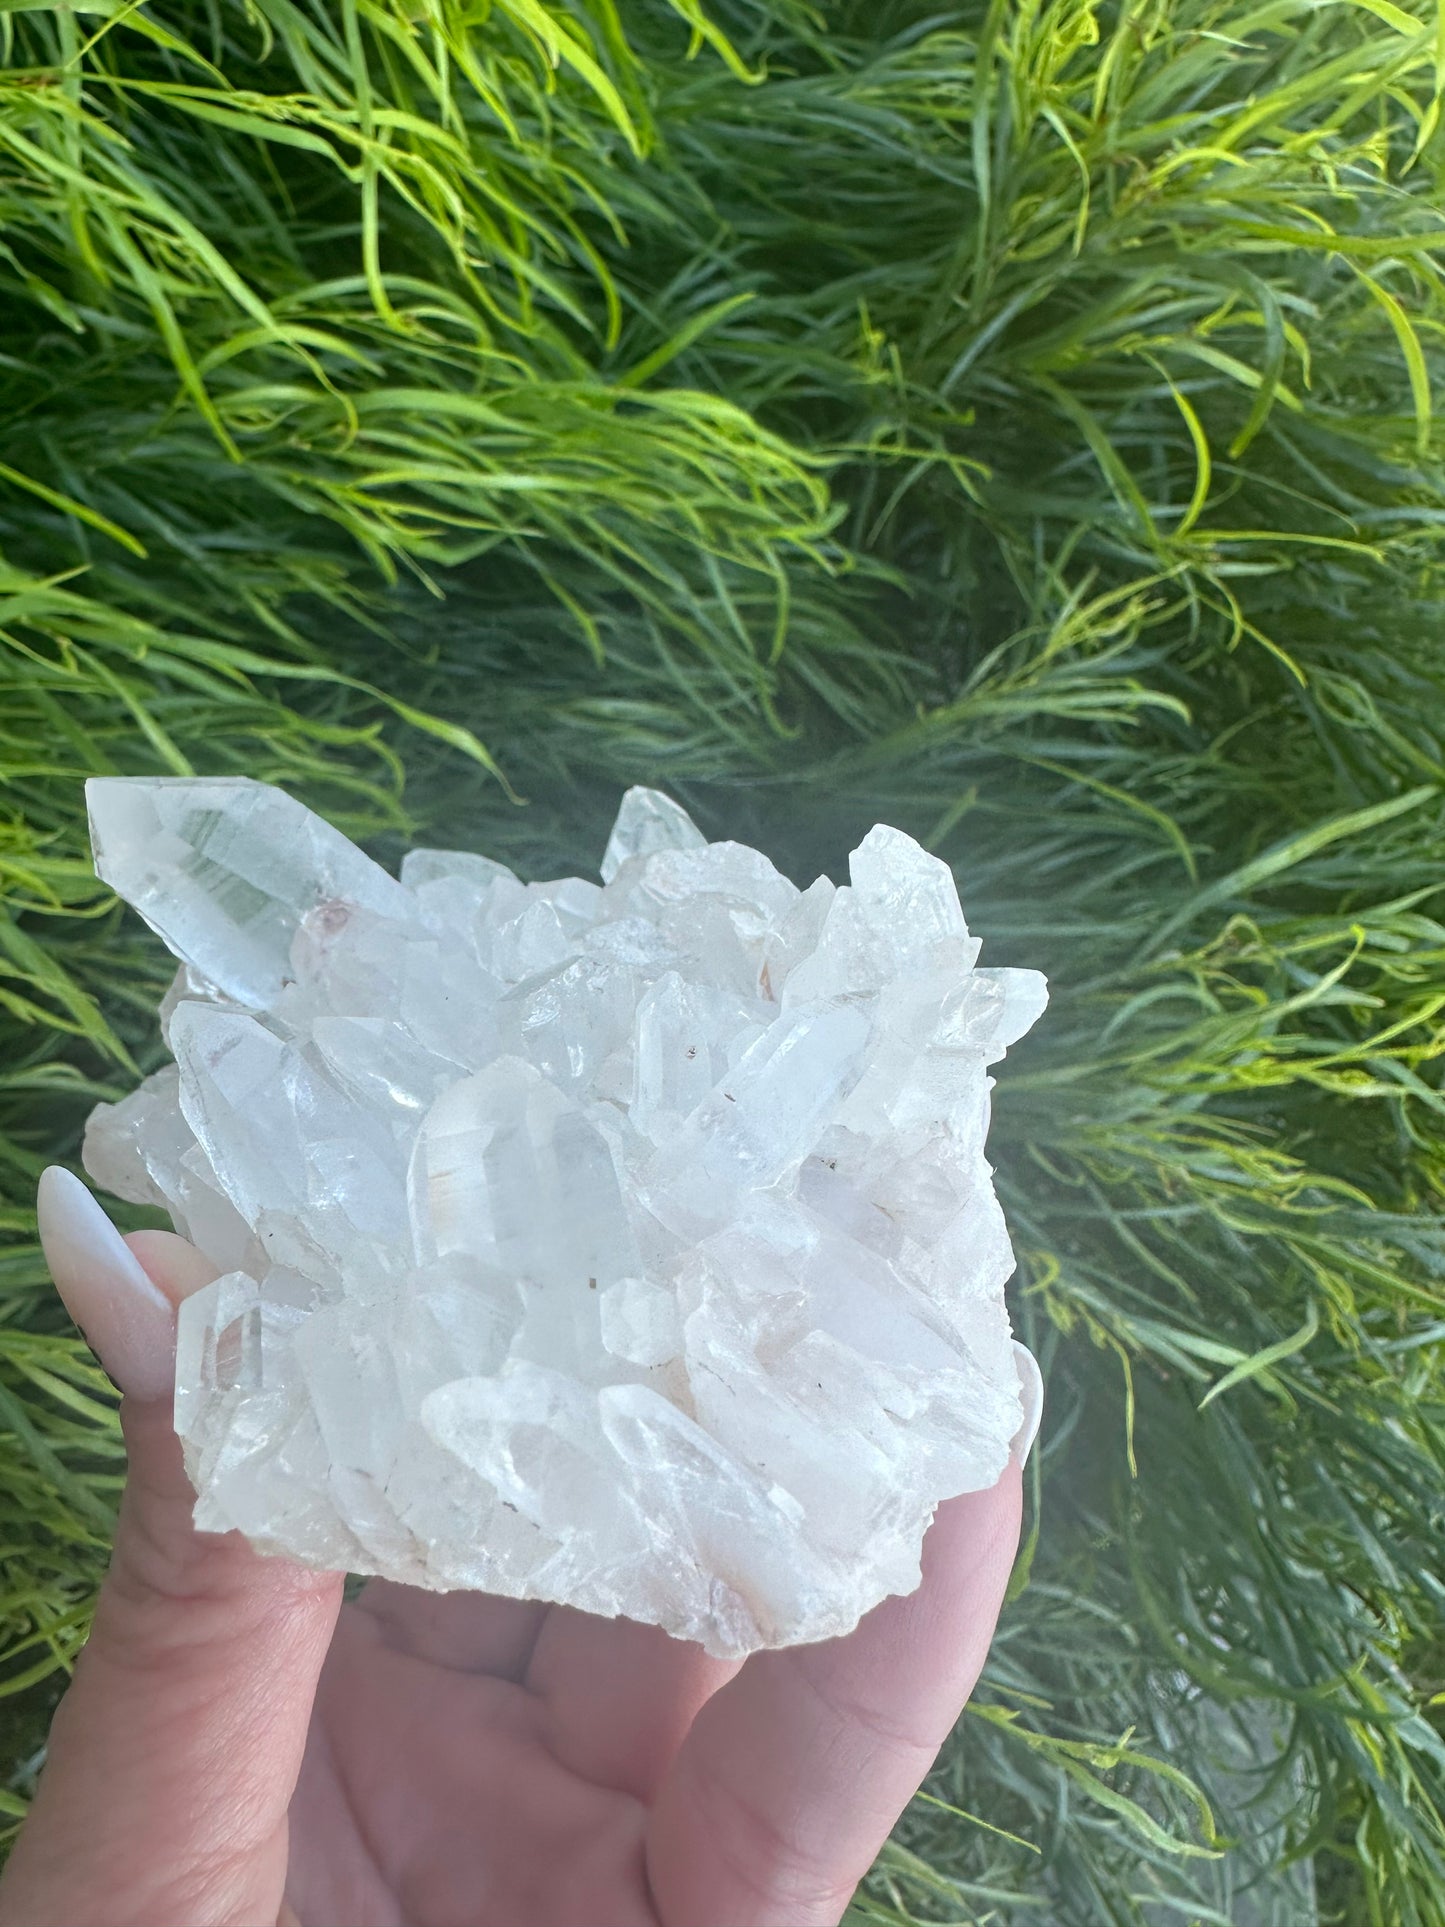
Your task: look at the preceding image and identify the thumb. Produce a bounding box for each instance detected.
[0,1170,341,1927]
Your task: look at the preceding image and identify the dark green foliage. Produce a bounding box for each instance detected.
[2,0,1443,1918]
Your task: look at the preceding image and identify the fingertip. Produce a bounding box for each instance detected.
[124,1228,220,1306]
[911,1464,1024,1638]
[37,1168,175,1402]
[1010,1340,1043,1466]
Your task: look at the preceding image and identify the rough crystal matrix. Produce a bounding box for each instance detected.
[84,778,1046,1655]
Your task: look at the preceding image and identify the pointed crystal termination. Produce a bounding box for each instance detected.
[87,776,411,1008]
[83,776,1047,1657]
[600,785,707,883]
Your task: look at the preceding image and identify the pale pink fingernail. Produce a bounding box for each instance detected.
[36,1167,175,1401]
[1011,1341,1043,1467]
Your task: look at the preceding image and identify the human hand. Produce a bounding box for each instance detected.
[0,1168,1040,1927]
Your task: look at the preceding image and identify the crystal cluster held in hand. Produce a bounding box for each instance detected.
[83,778,1046,1655]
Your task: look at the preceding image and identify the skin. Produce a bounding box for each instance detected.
[0,1231,1024,1927]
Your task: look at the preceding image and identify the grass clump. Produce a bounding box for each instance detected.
[2,0,1444,1919]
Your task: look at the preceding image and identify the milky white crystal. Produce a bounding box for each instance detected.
[83,777,1046,1655]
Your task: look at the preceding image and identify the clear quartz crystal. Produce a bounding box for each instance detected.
[83,775,1046,1656]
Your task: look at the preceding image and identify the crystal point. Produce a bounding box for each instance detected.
[600,785,706,883]
[87,776,410,1007]
[84,777,1046,1656]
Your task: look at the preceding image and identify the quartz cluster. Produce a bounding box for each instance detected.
[83,777,1046,1655]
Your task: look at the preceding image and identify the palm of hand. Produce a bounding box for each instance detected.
[289,1472,1021,1927]
[292,1586,733,1927]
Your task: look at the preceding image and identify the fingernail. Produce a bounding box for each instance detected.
[37,1167,176,1402]
[1010,1341,1043,1467]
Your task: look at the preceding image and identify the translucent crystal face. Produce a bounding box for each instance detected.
[84,777,1047,1655]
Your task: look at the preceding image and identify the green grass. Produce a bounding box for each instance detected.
[3,0,1445,1918]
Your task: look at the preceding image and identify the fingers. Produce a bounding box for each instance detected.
[352,1585,739,1801]
[355,1576,545,1678]
[29,1168,178,1399]
[0,1172,342,1927]
[647,1465,1027,1927]
[525,1609,741,1800]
